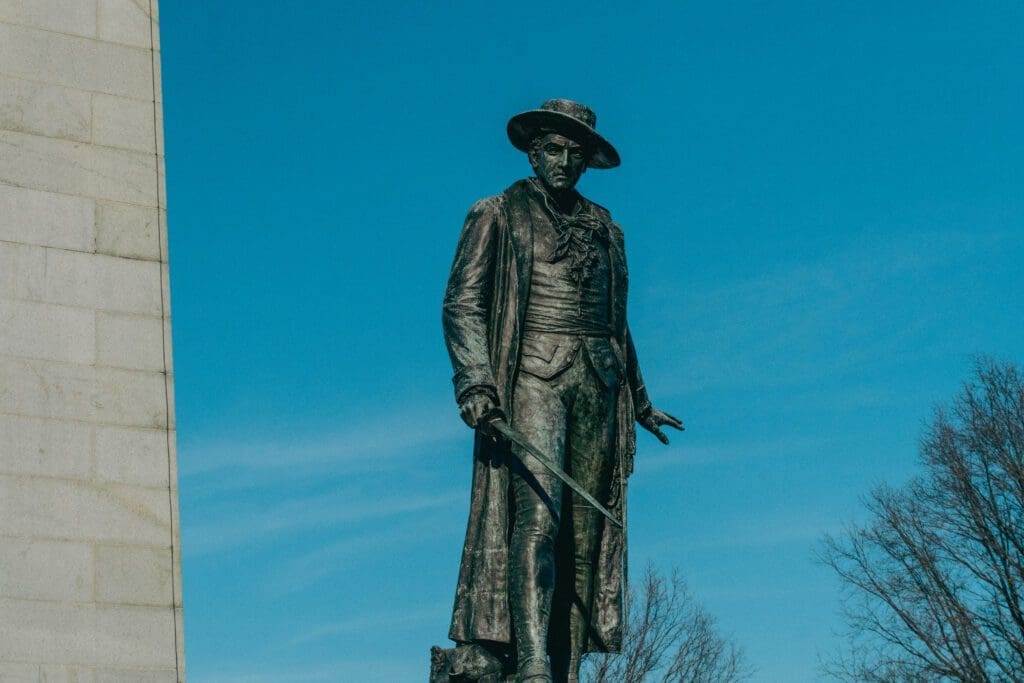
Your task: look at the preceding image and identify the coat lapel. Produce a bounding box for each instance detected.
[503,180,535,330]
[607,223,628,339]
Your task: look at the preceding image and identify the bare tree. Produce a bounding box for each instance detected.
[820,359,1024,682]
[582,565,751,682]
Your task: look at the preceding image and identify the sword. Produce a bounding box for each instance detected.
[484,415,623,528]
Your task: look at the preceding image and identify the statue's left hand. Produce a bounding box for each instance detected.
[638,407,684,445]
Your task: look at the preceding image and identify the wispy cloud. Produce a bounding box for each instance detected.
[288,605,445,645]
[635,510,843,560]
[191,659,423,683]
[179,404,465,480]
[639,228,1010,398]
[179,402,473,559]
[638,434,830,472]
[185,488,462,558]
[267,511,453,592]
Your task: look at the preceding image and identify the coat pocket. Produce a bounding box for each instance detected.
[519,335,575,380]
[521,335,559,363]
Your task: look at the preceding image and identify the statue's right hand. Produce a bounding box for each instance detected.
[459,389,501,429]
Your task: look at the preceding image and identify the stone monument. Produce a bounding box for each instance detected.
[0,1,184,680]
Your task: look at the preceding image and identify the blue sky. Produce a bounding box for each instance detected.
[162,2,1023,680]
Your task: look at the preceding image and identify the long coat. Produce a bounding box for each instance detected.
[442,179,652,654]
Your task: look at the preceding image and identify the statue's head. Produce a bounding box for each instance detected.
[507,99,619,193]
[527,132,588,192]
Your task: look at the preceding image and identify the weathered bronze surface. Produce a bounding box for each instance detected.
[438,99,682,683]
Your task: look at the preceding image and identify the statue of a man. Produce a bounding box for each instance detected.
[442,99,682,683]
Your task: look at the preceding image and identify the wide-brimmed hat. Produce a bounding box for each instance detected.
[507,99,620,169]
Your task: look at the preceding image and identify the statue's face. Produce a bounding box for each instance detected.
[529,133,587,192]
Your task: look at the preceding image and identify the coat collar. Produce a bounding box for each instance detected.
[502,179,628,337]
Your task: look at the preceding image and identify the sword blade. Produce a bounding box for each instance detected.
[487,418,623,528]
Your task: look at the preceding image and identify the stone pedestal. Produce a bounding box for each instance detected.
[0,1,183,680]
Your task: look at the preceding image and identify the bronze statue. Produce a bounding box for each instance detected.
[440,99,682,683]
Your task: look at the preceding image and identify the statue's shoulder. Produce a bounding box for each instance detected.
[464,179,535,222]
[471,177,534,209]
[498,178,535,204]
[578,193,610,218]
[463,192,508,229]
[582,196,622,237]
[466,193,504,215]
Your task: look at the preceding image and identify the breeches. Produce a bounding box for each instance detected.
[508,337,619,660]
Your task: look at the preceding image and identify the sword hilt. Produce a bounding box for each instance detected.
[479,408,505,436]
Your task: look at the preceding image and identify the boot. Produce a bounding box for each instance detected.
[509,535,557,683]
[450,642,504,680]
[565,656,581,683]
[516,655,552,682]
